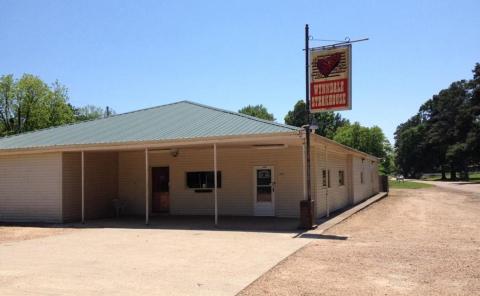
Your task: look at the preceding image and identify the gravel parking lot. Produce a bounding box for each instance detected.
[240,187,480,295]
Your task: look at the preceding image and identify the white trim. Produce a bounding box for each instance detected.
[253,166,275,216]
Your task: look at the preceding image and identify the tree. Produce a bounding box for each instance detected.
[74,105,107,121]
[238,104,275,121]
[394,115,430,178]
[0,75,15,134]
[333,122,393,176]
[47,80,75,127]
[284,100,349,138]
[465,63,480,166]
[0,74,75,136]
[394,63,480,180]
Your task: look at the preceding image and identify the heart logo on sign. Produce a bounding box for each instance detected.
[316,52,342,77]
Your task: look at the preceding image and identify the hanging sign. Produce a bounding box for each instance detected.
[310,44,352,112]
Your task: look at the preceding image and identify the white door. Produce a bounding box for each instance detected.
[254,166,275,216]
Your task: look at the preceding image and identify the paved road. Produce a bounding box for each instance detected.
[415,179,480,194]
[240,187,480,295]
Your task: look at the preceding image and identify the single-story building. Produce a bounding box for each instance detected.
[0,101,380,223]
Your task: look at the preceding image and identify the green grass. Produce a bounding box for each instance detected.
[389,180,434,189]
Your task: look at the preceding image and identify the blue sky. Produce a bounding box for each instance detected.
[1,0,479,143]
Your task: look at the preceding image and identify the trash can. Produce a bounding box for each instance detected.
[299,200,315,229]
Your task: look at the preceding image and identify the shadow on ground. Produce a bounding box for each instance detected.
[1,206,357,237]
[1,215,306,235]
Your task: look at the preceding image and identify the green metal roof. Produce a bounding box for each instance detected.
[0,101,300,150]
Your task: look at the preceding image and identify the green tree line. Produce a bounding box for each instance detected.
[239,101,394,175]
[0,74,114,136]
[394,63,480,180]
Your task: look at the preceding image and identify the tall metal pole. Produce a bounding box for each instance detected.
[305,24,312,203]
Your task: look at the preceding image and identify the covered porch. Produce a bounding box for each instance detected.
[62,134,307,225]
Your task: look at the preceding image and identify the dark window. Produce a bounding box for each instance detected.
[186,171,221,189]
[339,170,345,186]
[322,169,327,187]
[328,169,331,188]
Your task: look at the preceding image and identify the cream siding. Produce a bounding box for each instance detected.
[84,152,119,219]
[118,151,146,215]
[313,146,350,218]
[352,156,378,203]
[326,151,350,212]
[0,138,381,223]
[62,152,82,222]
[117,146,304,217]
[0,153,62,222]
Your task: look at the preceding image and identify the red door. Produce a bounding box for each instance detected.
[152,167,170,213]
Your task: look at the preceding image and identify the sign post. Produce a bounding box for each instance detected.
[299,24,315,229]
[299,25,357,230]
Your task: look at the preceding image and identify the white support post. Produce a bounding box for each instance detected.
[214,144,218,226]
[145,148,149,225]
[81,151,85,224]
[302,143,307,200]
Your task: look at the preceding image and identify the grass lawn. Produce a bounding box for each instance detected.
[389,180,435,189]
[423,172,480,182]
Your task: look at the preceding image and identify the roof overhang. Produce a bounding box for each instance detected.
[310,133,381,162]
[0,131,302,156]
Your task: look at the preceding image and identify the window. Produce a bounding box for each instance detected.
[328,170,331,188]
[360,171,364,184]
[322,169,327,187]
[338,170,345,186]
[186,171,222,189]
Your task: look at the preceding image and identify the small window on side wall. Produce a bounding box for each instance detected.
[322,169,327,187]
[339,170,345,186]
[186,171,222,189]
[328,169,331,188]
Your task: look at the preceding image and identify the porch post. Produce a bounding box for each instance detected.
[145,148,149,225]
[213,144,218,225]
[81,151,85,223]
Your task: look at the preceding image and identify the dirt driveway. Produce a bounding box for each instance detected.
[240,187,480,295]
[0,219,309,296]
[416,179,480,194]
